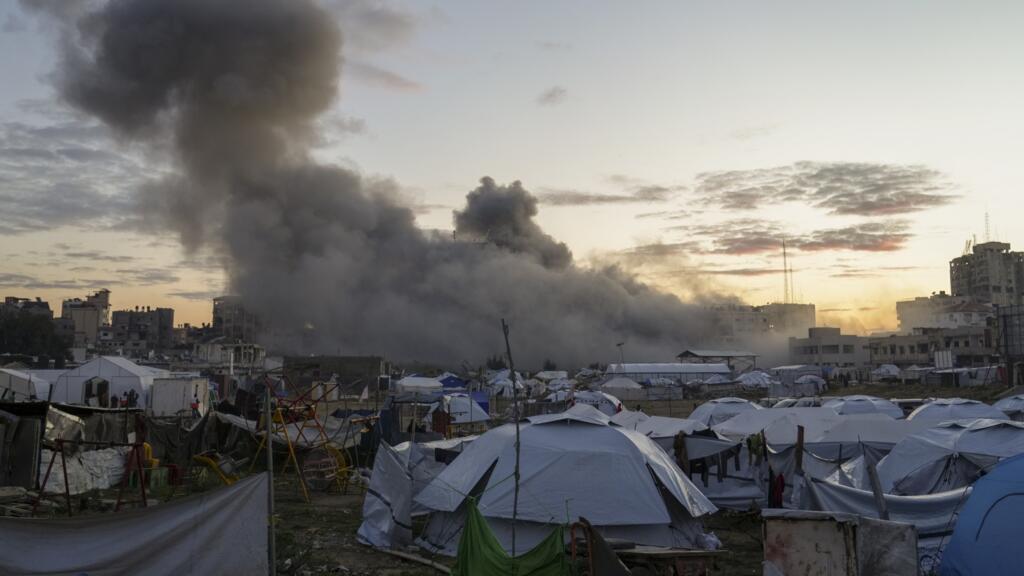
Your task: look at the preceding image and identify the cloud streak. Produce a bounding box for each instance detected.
[695,161,957,216]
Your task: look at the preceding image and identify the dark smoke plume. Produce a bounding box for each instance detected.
[34,0,716,367]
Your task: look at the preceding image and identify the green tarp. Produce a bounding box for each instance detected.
[452,499,571,576]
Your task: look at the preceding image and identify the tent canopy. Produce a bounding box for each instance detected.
[0,368,49,401]
[600,376,641,390]
[415,407,717,528]
[907,398,1007,421]
[823,395,904,419]
[396,376,444,394]
[940,453,1024,575]
[571,391,622,416]
[689,397,761,426]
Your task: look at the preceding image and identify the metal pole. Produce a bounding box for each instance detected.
[266,389,276,576]
[501,318,520,556]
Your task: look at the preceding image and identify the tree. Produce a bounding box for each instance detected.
[486,354,507,370]
[542,358,557,371]
[0,311,70,367]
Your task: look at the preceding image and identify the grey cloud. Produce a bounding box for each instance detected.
[696,161,957,216]
[683,218,912,255]
[326,0,417,53]
[346,60,421,91]
[539,181,685,206]
[2,13,26,33]
[63,251,137,263]
[114,268,180,285]
[537,86,567,106]
[167,289,223,301]
[538,41,572,51]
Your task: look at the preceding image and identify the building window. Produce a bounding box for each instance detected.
[843,345,854,354]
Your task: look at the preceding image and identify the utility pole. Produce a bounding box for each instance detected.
[265,384,276,576]
[501,318,521,556]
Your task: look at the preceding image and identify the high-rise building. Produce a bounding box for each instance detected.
[61,289,111,347]
[212,296,261,343]
[1,297,53,319]
[949,241,1024,306]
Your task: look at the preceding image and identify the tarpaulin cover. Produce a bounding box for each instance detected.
[805,475,969,572]
[452,498,569,576]
[940,452,1024,575]
[0,472,268,576]
[357,441,412,548]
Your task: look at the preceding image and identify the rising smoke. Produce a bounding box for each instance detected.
[32,0,717,367]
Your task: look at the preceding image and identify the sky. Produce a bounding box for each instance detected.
[1,0,1022,333]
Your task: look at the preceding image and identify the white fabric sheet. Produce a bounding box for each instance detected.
[0,473,268,576]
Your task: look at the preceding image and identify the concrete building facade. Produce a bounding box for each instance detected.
[212,296,261,343]
[949,241,1024,306]
[868,326,997,368]
[788,327,870,369]
[709,302,816,343]
[896,292,993,333]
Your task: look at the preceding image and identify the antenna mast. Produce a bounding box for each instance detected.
[500,318,521,556]
[782,240,791,304]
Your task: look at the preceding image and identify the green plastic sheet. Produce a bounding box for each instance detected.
[452,499,571,576]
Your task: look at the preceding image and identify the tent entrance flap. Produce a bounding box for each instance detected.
[453,498,570,576]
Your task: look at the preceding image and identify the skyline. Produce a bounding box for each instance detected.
[2,0,1023,334]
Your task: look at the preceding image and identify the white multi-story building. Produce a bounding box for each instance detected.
[789,327,871,369]
[950,241,1024,307]
[897,292,993,333]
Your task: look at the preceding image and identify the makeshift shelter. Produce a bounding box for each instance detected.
[995,394,1024,421]
[822,395,904,418]
[571,391,622,416]
[768,374,825,399]
[688,397,761,426]
[600,376,641,392]
[47,357,205,415]
[0,368,48,401]
[610,409,649,429]
[438,372,468,389]
[545,378,574,392]
[737,371,775,390]
[415,405,718,556]
[632,416,707,452]
[395,376,444,394]
[906,398,1007,421]
[868,419,1024,495]
[424,393,490,429]
[358,441,413,548]
[769,365,822,385]
[872,364,901,380]
[940,453,1024,575]
[533,371,568,382]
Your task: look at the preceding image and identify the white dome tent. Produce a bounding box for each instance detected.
[423,393,489,427]
[872,364,901,380]
[689,397,762,426]
[907,398,1007,421]
[994,395,1024,421]
[823,395,904,419]
[600,376,642,391]
[737,371,775,390]
[414,404,717,556]
[869,419,1024,495]
[572,390,623,416]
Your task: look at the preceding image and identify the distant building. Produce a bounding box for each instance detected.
[212,296,261,343]
[708,302,816,342]
[61,289,111,348]
[1,297,53,319]
[676,349,758,372]
[194,337,266,369]
[110,306,176,351]
[788,327,871,370]
[283,355,386,396]
[949,241,1024,306]
[868,326,997,368]
[896,291,993,333]
[998,304,1024,386]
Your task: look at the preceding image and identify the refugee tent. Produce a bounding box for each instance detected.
[803,476,970,572]
[0,368,48,401]
[544,390,571,403]
[768,365,822,385]
[48,357,199,412]
[395,376,444,394]
[424,393,490,427]
[358,441,413,548]
[940,452,1024,575]
[533,371,568,382]
[632,416,707,451]
[415,405,718,556]
[610,408,649,429]
[545,378,574,391]
[993,394,1024,421]
[522,378,546,397]
[438,372,468,389]
[737,370,775,390]
[571,390,623,415]
[599,376,641,392]
[768,375,824,399]
[689,397,761,426]
[906,398,1007,421]
[872,364,901,380]
[396,436,477,515]
[822,395,904,418]
[865,418,1024,495]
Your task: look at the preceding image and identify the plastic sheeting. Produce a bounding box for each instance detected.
[907,398,1007,421]
[804,476,969,572]
[39,446,130,495]
[822,395,904,419]
[452,499,569,576]
[357,441,413,548]
[0,473,268,576]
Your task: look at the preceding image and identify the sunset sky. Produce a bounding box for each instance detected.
[2,0,1023,333]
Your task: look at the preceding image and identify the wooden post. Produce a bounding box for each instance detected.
[866,462,890,520]
[794,425,805,475]
[267,389,277,576]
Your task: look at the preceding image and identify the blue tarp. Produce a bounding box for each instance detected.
[940,453,1024,575]
[440,374,468,388]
